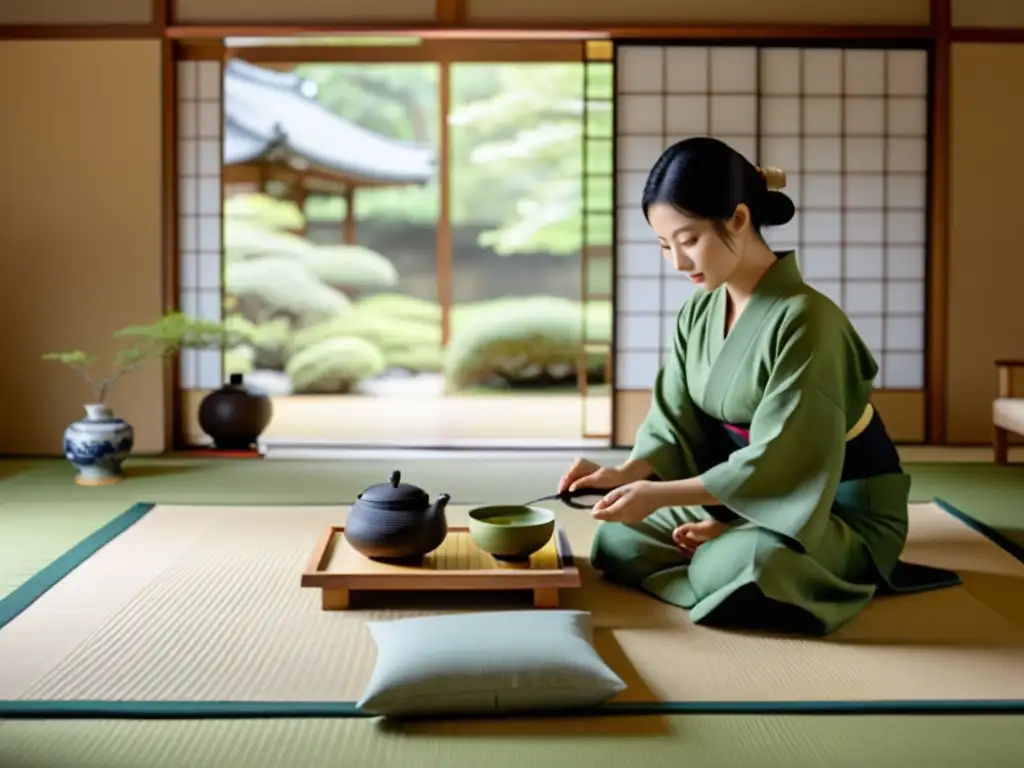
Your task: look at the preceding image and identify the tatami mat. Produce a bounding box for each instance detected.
[0,501,1021,716]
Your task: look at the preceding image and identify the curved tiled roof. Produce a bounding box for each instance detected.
[223,60,436,186]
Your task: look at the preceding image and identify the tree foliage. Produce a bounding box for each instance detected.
[289,61,614,255]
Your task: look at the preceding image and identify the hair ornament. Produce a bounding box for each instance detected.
[755,165,787,191]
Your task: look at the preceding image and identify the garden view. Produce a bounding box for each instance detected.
[221,60,613,432]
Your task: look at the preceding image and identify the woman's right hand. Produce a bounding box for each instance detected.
[558,458,627,494]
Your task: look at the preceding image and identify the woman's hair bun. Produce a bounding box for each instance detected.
[763,190,796,227]
[755,165,794,226]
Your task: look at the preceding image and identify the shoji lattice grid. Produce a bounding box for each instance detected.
[614,45,929,391]
[758,48,928,389]
[177,60,224,390]
[615,46,760,389]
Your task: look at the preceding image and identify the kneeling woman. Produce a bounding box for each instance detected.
[562,137,944,636]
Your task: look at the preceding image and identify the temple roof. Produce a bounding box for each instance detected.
[223,60,436,188]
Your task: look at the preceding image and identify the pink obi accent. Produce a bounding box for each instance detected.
[724,423,751,442]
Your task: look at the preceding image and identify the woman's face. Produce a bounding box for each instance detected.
[646,203,750,292]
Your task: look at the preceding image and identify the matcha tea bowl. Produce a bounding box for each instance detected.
[468,505,556,560]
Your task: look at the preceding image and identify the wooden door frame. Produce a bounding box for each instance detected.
[177,35,593,448]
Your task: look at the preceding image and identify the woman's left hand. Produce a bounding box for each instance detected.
[672,520,731,555]
[591,480,666,523]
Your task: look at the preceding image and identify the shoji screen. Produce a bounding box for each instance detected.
[614,44,929,391]
[177,60,225,391]
[615,46,759,389]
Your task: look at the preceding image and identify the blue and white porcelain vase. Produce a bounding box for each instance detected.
[63,404,134,486]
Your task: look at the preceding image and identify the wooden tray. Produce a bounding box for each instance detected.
[301,525,580,610]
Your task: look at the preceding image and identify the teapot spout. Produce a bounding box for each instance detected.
[427,492,451,531]
[430,492,451,517]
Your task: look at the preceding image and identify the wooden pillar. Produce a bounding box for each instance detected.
[437,61,453,347]
[343,188,356,245]
[927,0,951,444]
[436,0,467,25]
[295,188,309,237]
[157,0,179,452]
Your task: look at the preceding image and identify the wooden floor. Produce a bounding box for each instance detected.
[897,445,1024,463]
[253,393,612,444]
[188,393,1016,460]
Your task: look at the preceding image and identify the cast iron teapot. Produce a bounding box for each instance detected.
[344,470,451,560]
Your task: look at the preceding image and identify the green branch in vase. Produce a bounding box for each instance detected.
[42,312,231,405]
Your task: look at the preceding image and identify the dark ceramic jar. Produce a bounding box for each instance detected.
[198,373,273,451]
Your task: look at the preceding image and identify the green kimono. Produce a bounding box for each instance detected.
[592,253,952,635]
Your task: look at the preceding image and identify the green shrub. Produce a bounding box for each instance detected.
[293,310,440,352]
[226,256,351,327]
[582,300,612,344]
[224,221,315,262]
[445,296,610,390]
[225,194,305,231]
[382,345,445,374]
[284,337,386,394]
[354,293,442,324]
[451,298,610,343]
[451,297,521,327]
[225,218,399,293]
[291,302,443,373]
[224,314,293,369]
[301,245,398,290]
[225,314,293,348]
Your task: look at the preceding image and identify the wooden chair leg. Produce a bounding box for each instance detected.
[994,427,1009,465]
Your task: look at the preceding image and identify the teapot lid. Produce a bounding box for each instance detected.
[359,471,427,510]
